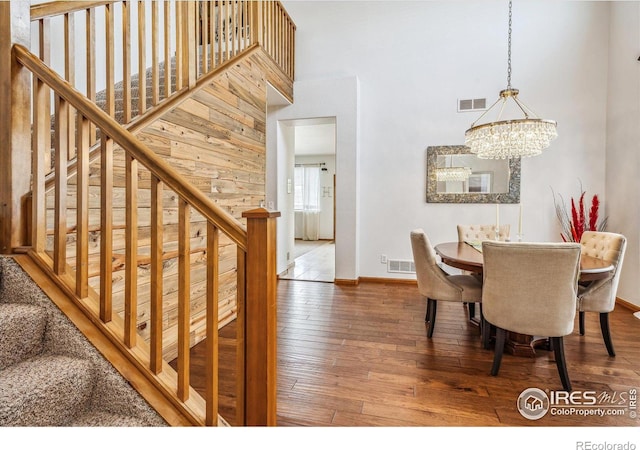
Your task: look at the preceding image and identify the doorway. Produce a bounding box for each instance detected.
[279,117,336,282]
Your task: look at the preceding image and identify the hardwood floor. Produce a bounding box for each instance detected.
[178,279,640,427]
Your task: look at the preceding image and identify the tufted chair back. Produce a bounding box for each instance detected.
[457,224,510,242]
[411,229,466,302]
[482,241,581,337]
[578,231,627,314]
[577,231,626,356]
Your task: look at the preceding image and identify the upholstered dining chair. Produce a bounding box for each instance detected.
[457,224,511,242]
[410,229,483,338]
[481,241,581,391]
[578,231,627,356]
[456,224,510,320]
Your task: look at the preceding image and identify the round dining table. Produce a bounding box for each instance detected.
[433,241,615,357]
[434,241,614,282]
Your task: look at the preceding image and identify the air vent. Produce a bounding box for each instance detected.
[458,98,487,112]
[387,259,416,274]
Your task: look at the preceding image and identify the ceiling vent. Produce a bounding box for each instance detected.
[458,98,487,112]
[387,259,416,274]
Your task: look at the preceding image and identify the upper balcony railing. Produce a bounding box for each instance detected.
[29,1,294,149]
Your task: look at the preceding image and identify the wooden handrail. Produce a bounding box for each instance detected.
[31,1,116,20]
[14,44,248,251]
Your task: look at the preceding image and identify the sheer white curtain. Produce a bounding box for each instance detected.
[295,166,321,240]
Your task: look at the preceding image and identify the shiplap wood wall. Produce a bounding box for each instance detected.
[45,49,291,361]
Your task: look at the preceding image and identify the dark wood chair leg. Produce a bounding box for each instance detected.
[426,299,437,338]
[490,327,506,376]
[425,298,432,323]
[481,316,491,351]
[551,336,571,391]
[468,302,475,321]
[599,312,616,357]
[579,311,585,335]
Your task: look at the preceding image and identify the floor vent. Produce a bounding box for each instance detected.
[387,259,416,274]
[458,98,487,112]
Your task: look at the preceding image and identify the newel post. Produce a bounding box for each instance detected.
[0,0,31,253]
[241,207,280,426]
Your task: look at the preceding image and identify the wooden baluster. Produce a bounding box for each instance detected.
[100,136,113,323]
[125,153,138,348]
[53,96,68,276]
[105,3,115,118]
[209,0,215,69]
[164,1,172,97]
[151,1,159,105]
[36,18,52,174]
[230,0,236,58]
[201,0,209,74]
[32,18,50,252]
[175,0,183,91]
[268,2,273,58]
[284,18,288,77]
[177,199,191,401]
[122,1,132,123]
[224,0,232,61]
[217,0,224,65]
[64,12,76,160]
[137,0,147,115]
[241,208,280,426]
[150,175,163,374]
[76,114,90,299]
[291,19,296,79]
[205,222,219,426]
[241,1,248,50]
[86,8,97,144]
[31,71,47,254]
[276,5,281,68]
[183,1,196,89]
[235,246,246,425]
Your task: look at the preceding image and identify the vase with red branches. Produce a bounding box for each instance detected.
[551,182,608,242]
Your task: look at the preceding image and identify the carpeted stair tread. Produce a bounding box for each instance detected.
[0,354,94,426]
[0,303,46,371]
[70,410,150,427]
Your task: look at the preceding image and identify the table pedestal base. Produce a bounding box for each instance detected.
[505,333,550,358]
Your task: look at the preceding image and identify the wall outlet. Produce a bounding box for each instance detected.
[380,254,387,264]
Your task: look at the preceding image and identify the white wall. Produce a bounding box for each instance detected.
[268,77,360,280]
[277,1,618,285]
[606,2,640,307]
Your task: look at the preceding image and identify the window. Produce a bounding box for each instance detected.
[294,165,321,211]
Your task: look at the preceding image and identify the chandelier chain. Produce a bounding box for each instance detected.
[507,0,512,89]
[464,0,557,159]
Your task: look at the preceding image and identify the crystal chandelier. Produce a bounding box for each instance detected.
[464,1,557,159]
[436,155,472,182]
[436,166,472,182]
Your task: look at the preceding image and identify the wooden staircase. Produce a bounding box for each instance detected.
[1,0,295,426]
[0,256,169,426]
